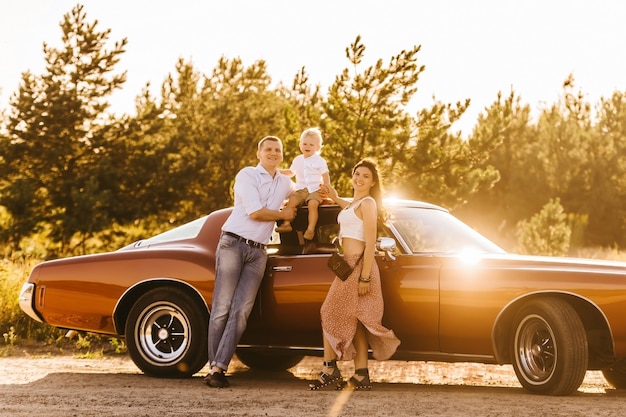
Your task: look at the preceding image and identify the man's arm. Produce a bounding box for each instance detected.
[249,207,296,222]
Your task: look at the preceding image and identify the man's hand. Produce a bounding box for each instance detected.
[281,207,297,221]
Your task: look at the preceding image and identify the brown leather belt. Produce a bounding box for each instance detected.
[222,231,267,250]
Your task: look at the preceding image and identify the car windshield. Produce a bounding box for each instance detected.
[138,216,208,246]
[388,207,505,254]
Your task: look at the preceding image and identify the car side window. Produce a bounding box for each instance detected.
[392,218,442,253]
[387,207,504,254]
[317,223,339,245]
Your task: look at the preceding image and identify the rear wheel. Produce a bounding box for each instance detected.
[510,297,588,395]
[125,286,208,377]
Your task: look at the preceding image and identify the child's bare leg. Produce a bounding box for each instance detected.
[304,199,320,240]
[275,197,297,233]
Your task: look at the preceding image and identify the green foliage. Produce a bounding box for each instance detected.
[395,97,501,209]
[321,36,424,195]
[0,4,127,251]
[459,76,626,250]
[1,5,626,256]
[515,198,572,256]
[192,57,293,215]
[454,90,537,246]
[113,56,295,223]
[3,327,17,347]
[589,90,626,246]
[109,337,127,354]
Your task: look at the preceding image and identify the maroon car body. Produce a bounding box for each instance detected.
[19,199,626,395]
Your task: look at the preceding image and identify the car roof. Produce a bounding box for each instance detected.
[314,198,447,210]
[382,198,448,212]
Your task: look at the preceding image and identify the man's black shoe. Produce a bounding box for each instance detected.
[204,371,229,388]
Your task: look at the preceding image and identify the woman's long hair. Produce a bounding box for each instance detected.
[352,158,386,220]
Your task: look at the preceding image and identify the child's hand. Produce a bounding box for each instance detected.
[327,186,339,201]
[318,184,330,199]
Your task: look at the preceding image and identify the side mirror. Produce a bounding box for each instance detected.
[376,237,396,261]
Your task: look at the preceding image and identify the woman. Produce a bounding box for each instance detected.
[308,158,400,391]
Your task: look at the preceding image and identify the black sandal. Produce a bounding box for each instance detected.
[343,368,371,390]
[308,360,343,390]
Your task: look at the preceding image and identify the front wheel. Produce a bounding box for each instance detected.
[125,286,208,377]
[510,297,588,395]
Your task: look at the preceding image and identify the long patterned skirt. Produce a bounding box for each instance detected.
[321,254,400,361]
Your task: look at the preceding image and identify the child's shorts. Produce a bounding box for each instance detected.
[291,188,323,205]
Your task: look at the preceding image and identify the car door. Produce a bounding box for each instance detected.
[257,249,443,353]
[243,206,341,348]
[259,253,334,346]
[378,252,441,352]
[438,256,500,355]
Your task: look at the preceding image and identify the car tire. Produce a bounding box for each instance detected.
[125,286,208,378]
[510,297,588,395]
[236,348,304,371]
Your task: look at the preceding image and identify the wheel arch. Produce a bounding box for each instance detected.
[113,278,210,336]
[492,291,614,367]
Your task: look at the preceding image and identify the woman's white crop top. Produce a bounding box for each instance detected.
[337,197,374,242]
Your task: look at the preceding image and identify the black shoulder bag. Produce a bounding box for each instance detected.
[327,241,364,281]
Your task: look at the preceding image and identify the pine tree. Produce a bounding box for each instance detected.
[516,198,571,256]
[0,5,127,251]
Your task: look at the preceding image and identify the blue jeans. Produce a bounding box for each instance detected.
[208,234,268,371]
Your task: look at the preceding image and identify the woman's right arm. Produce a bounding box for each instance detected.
[324,185,349,209]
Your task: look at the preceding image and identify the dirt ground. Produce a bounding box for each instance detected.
[0,353,624,417]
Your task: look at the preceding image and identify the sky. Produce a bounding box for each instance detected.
[2,0,626,135]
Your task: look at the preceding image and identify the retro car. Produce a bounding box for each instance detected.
[18,199,626,395]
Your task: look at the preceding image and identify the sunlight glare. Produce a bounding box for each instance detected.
[458,247,482,266]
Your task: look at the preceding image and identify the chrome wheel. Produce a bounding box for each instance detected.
[125,286,208,378]
[136,301,190,365]
[514,314,556,384]
[510,297,587,395]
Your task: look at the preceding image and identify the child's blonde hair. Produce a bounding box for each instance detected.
[300,127,323,147]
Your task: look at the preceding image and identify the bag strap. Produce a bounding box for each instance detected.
[354,251,364,265]
[333,239,364,264]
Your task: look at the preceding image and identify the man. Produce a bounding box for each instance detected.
[205,135,297,388]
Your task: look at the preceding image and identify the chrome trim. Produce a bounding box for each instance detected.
[383,219,412,254]
[18,283,43,323]
[272,266,293,272]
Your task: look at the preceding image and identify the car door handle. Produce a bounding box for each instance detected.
[272,266,293,272]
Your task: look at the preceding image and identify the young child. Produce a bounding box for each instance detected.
[276,127,330,241]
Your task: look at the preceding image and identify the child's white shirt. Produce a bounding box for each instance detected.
[289,154,329,192]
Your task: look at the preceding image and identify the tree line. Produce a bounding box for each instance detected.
[1,4,625,257]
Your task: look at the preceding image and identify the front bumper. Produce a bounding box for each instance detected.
[18,283,43,323]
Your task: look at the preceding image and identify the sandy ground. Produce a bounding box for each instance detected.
[0,353,624,417]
